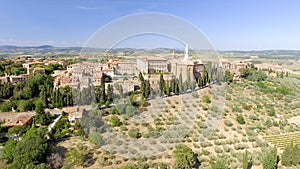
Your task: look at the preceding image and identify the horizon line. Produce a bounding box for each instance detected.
[1,44,300,52]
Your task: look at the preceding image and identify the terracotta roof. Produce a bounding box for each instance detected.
[1,113,35,127]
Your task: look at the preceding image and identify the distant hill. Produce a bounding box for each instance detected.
[0,45,82,54]
[1,45,300,60]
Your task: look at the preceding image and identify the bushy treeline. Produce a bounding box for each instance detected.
[0,60,26,76]
[239,64,267,82]
[0,74,53,112]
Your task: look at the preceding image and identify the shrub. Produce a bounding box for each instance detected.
[234,143,248,150]
[200,141,213,148]
[242,104,252,111]
[268,107,276,116]
[65,144,90,167]
[214,140,222,146]
[202,95,211,103]
[202,149,210,155]
[109,116,121,127]
[210,157,228,169]
[224,120,233,127]
[236,115,246,125]
[128,128,141,138]
[261,147,278,169]
[223,146,231,153]
[281,142,300,166]
[89,132,103,146]
[173,144,197,169]
[120,125,128,131]
[214,147,223,153]
[218,134,226,139]
[249,114,259,121]
[232,106,242,113]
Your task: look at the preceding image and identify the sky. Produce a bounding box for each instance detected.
[0,0,300,50]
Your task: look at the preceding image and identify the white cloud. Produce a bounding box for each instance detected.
[77,5,105,10]
[0,38,83,47]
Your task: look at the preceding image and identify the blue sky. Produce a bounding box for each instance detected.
[0,0,300,50]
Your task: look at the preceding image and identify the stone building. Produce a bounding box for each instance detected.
[115,60,137,75]
[137,57,168,74]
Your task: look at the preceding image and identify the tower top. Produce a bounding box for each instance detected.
[184,44,189,60]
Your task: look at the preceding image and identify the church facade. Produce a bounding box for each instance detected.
[135,44,205,82]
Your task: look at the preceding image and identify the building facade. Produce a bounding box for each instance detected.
[137,57,168,74]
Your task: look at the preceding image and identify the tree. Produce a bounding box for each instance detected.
[170,76,175,93]
[23,74,44,99]
[128,128,141,138]
[159,74,165,96]
[119,163,137,169]
[197,76,203,87]
[248,70,267,82]
[139,72,144,82]
[140,81,146,98]
[281,142,300,166]
[0,82,14,99]
[107,84,113,102]
[4,139,17,162]
[202,67,209,86]
[7,126,28,137]
[242,150,249,169]
[17,100,34,112]
[202,95,211,103]
[210,157,228,169]
[9,127,48,169]
[35,98,45,114]
[114,83,123,97]
[47,153,64,169]
[186,70,191,89]
[109,115,121,127]
[12,82,24,100]
[224,70,234,83]
[174,79,179,95]
[280,71,284,78]
[239,68,251,78]
[89,132,103,146]
[39,86,47,107]
[51,114,71,139]
[261,147,278,169]
[178,73,183,93]
[173,144,197,169]
[165,80,170,96]
[65,144,89,167]
[95,85,106,105]
[236,115,246,124]
[125,105,137,118]
[34,111,53,126]
[145,80,151,98]
[140,96,146,107]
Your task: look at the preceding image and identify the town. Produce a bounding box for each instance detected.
[1,44,299,169]
[0,44,250,127]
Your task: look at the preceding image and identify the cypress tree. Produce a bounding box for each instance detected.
[242,150,249,169]
[179,73,183,93]
[159,74,165,96]
[165,80,170,96]
[145,80,151,98]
